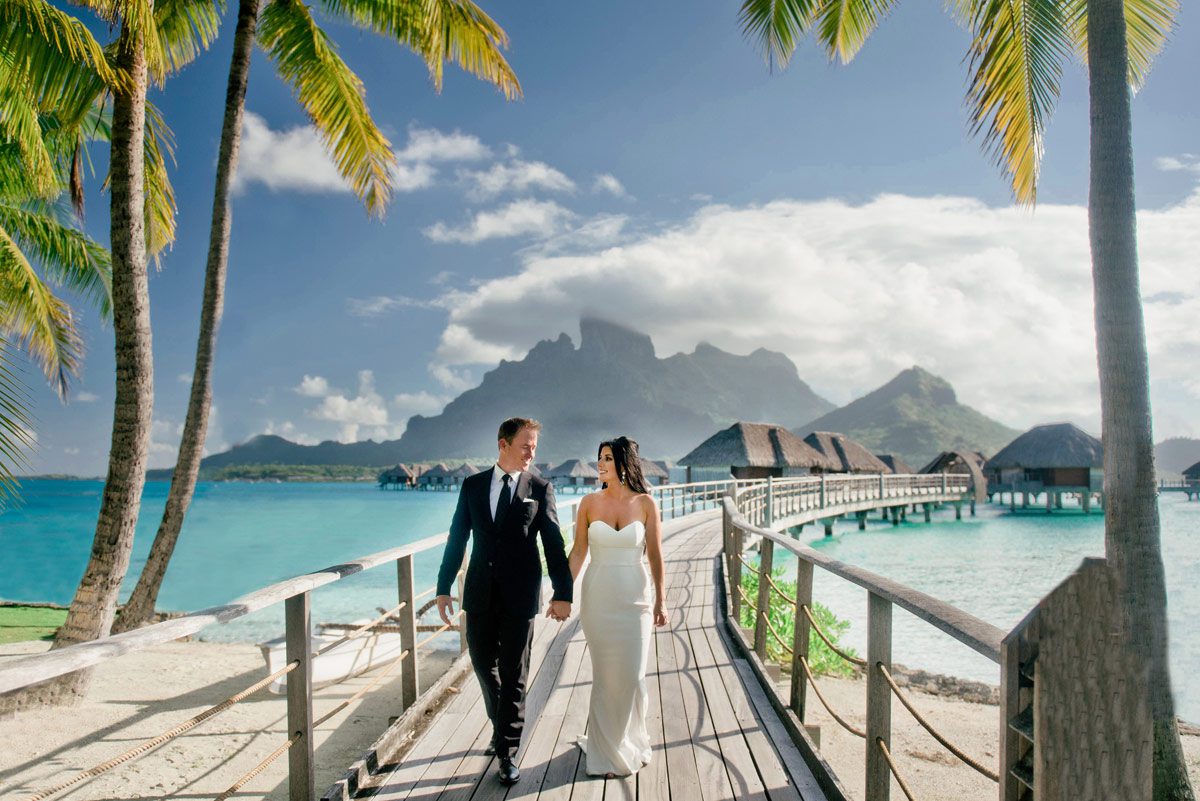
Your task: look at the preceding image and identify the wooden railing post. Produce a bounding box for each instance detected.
[865,592,893,801]
[753,537,774,660]
[766,476,775,528]
[878,472,886,501]
[285,592,315,801]
[791,559,813,720]
[941,471,948,493]
[396,555,418,710]
[819,473,826,508]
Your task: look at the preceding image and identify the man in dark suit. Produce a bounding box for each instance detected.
[435,417,573,785]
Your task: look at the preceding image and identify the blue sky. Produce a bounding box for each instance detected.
[25,0,1200,474]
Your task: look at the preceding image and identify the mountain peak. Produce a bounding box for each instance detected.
[579,317,656,362]
[883,366,957,405]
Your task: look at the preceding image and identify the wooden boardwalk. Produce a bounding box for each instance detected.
[356,512,826,801]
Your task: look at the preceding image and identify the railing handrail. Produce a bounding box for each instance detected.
[723,485,1004,663]
[0,479,733,696]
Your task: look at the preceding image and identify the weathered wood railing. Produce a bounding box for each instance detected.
[0,478,735,801]
[720,475,1024,801]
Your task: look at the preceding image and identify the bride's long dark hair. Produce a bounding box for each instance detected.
[598,436,651,495]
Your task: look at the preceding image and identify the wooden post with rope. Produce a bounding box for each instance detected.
[285,593,315,801]
[396,555,418,710]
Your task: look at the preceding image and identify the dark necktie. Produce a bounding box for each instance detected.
[496,473,512,522]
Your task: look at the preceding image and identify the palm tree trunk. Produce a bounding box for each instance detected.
[114,0,262,634]
[4,24,152,709]
[1087,0,1193,796]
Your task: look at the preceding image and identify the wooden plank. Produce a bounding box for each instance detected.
[669,626,737,801]
[655,624,703,800]
[533,636,593,801]
[638,628,670,801]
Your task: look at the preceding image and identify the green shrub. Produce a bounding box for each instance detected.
[737,562,859,677]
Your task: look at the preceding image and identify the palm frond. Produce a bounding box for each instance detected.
[259,0,396,215]
[0,223,83,398]
[964,0,1072,204]
[815,0,898,63]
[0,200,112,318]
[738,0,823,69]
[153,0,224,79]
[0,338,35,508]
[1064,0,1176,89]
[0,71,58,195]
[73,0,167,78]
[0,0,125,93]
[143,101,178,261]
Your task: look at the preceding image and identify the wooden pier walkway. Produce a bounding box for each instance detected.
[353,512,826,801]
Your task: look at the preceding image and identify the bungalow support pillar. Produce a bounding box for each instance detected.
[1083,492,1092,514]
[954,502,962,521]
[922,503,931,523]
[1046,492,1054,514]
[824,520,834,537]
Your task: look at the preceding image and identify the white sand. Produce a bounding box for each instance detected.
[0,640,458,800]
[797,673,1200,801]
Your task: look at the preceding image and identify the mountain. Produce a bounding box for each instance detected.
[395,318,835,462]
[795,367,1019,468]
[1155,437,1200,475]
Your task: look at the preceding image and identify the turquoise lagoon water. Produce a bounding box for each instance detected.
[2,480,1197,720]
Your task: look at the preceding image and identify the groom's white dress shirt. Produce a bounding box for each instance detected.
[489,464,522,521]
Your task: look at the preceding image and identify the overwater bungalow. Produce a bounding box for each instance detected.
[679,422,838,481]
[640,458,670,486]
[1184,461,1200,482]
[921,450,988,502]
[802,431,889,474]
[417,463,452,490]
[875,454,915,475]
[546,458,599,491]
[377,464,417,490]
[447,463,480,488]
[985,422,1103,511]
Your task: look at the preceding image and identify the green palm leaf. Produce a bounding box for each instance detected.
[0,70,58,195]
[738,0,822,69]
[0,338,35,507]
[0,0,124,94]
[143,101,177,260]
[154,0,225,79]
[1064,0,1177,89]
[815,0,898,63]
[0,221,83,398]
[259,0,396,215]
[0,200,112,318]
[71,0,167,79]
[964,0,1072,203]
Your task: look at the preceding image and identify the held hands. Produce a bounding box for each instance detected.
[545,600,571,622]
[435,594,456,626]
[653,601,668,628]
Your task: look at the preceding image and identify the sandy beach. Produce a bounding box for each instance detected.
[2,639,1197,800]
[0,640,458,800]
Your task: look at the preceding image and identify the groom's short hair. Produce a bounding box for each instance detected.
[498,417,541,444]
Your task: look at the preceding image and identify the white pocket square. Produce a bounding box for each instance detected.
[522,498,536,504]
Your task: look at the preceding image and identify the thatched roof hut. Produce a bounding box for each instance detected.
[448,463,480,481]
[986,423,1103,490]
[377,463,417,487]
[679,422,837,479]
[921,450,988,501]
[875,454,915,475]
[418,463,451,485]
[1182,461,1200,481]
[640,458,670,485]
[547,458,599,486]
[803,432,889,473]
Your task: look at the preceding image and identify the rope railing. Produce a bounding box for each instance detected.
[876,738,918,801]
[736,585,754,611]
[762,570,796,605]
[759,610,793,656]
[415,610,462,649]
[734,552,763,576]
[213,732,303,801]
[315,601,406,657]
[800,604,868,668]
[313,648,410,728]
[21,659,301,801]
[877,663,999,781]
[798,656,865,738]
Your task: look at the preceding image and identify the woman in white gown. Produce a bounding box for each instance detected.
[567,436,668,777]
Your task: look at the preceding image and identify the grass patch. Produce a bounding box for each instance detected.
[0,606,67,644]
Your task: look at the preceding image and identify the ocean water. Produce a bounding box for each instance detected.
[2,480,1197,720]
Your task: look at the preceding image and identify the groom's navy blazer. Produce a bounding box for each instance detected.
[436,467,573,620]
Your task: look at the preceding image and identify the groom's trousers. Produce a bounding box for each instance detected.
[465,598,536,758]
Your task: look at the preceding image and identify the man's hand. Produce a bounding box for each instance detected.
[545,600,571,622]
[436,594,456,626]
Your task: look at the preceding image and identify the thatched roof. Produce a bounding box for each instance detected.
[378,463,416,480]
[803,432,889,473]
[679,422,838,470]
[448,462,480,478]
[547,458,599,479]
[1183,461,1200,479]
[987,423,1103,470]
[876,454,916,475]
[640,458,670,479]
[421,462,451,479]
[919,450,986,474]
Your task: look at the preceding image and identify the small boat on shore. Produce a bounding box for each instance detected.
[258,620,405,694]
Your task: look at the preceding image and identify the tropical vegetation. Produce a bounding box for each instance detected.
[738,0,1191,793]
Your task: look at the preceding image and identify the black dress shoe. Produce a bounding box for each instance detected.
[484,735,497,756]
[498,756,520,784]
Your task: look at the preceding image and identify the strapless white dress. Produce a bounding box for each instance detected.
[576,519,653,776]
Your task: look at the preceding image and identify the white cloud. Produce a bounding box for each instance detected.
[430,364,477,393]
[459,160,575,199]
[396,126,490,163]
[427,187,1200,438]
[263,420,318,446]
[307,370,390,442]
[295,375,332,397]
[64,447,80,455]
[1156,154,1200,173]
[74,391,98,403]
[234,112,348,194]
[425,199,575,244]
[177,374,192,384]
[392,161,436,192]
[147,407,228,467]
[392,390,447,418]
[346,294,438,318]
[593,173,627,197]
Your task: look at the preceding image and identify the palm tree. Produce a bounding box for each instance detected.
[113,0,520,632]
[0,0,213,706]
[738,0,1191,794]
